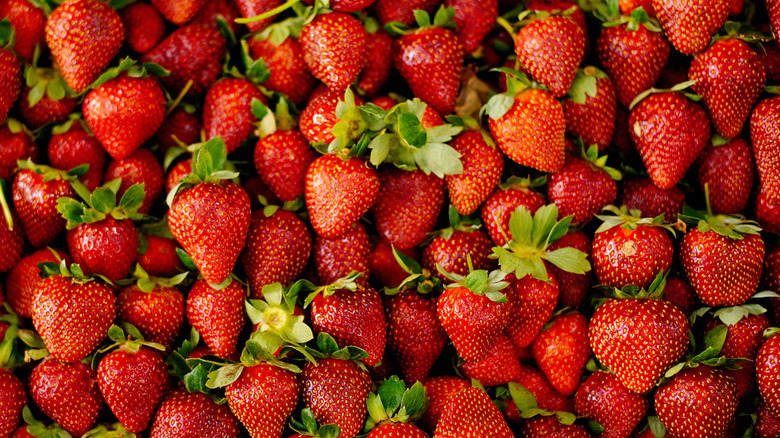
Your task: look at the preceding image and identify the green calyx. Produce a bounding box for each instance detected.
[57,178,148,230]
[246,282,314,348]
[718,22,772,44]
[383,246,443,296]
[689,290,779,325]
[123,263,189,293]
[678,186,762,240]
[596,269,668,300]
[595,205,673,235]
[329,88,371,154]
[169,329,227,396]
[0,179,14,232]
[437,263,510,303]
[506,382,578,424]
[0,303,26,368]
[17,158,87,183]
[566,67,608,105]
[236,39,271,85]
[578,141,622,181]
[593,0,661,32]
[21,405,74,438]
[492,204,591,281]
[254,14,306,45]
[23,65,73,108]
[289,409,342,438]
[301,271,363,308]
[165,137,240,206]
[97,323,166,357]
[37,258,112,286]
[365,376,428,431]
[88,57,169,92]
[481,67,536,121]
[81,422,136,438]
[384,6,457,35]
[499,175,547,191]
[628,80,700,110]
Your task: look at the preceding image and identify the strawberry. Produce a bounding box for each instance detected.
[532,311,591,396]
[141,24,227,96]
[757,401,780,438]
[445,0,498,54]
[589,297,689,393]
[48,120,106,191]
[305,153,380,239]
[505,271,560,349]
[750,96,780,204]
[155,107,201,153]
[300,12,368,92]
[445,130,504,216]
[629,91,711,190]
[385,291,447,383]
[375,0,439,25]
[547,230,592,308]
[369,423,428,437]
[12,162,76,248]
[652,0,728,55]
[188,0,242,33]
[149,389,240,438]
[0,368,25,437]
[515,14,585,98]
[6,248,69,318]
[0,121,38,180]
[622,177,685,222]
[247,33,315,105]
[138,235,185,278]
[105,147,164,215]
[254,129,319,202]
[301,356,373,438]
[680,212,764,306]
[235,0,282,32]
[83,73,166,161]
[150,0,205,25]
[363,377,429,437]
[422,224,494,282]
[98,344,169,433]
[0,0,45,64]
[204,77,268,154]
[514,364,576,413]
[433,386,513,437]
[0,48,20,126]
[167,140,251,285]
[300,89,352,145]
[120,3,165,54]
[758,334,780,418]
[420,376,471,432]
[664,274,698,315]
[165,159,193,194]
[28,357,103,436]
[696,138,755,214]
[117,271,185,350]
[575,370,648,438]
[356,24,393,97]
[314,222,371,286]
[368,240,419,288]
[16,70,78,130]
[520,416,591,437]
[562,67,617,151]
[481,177,546,246]
[592,208,674,289]
[655,366,738,438]
[32,265,116,363]
[548,148,619,225]
[0,205,22,275]
[186,278,246,358]
[460,332,522,386]
[689,39,766,139]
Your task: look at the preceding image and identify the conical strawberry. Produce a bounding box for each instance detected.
[254,129,318,202]
[314,222,370,286]
[562,67,617,151]
[750,95,780,204]
[445,129,504,216]
[652,0,728,55]
[696,138,755,214]
[203,77,268,154]
[149,389,240,438]
[300,12,368,92]
[757,333,780,418]
[532,311,591,396]
[460,333,523,386]
[187,278,246,358]
[433,387,513,437]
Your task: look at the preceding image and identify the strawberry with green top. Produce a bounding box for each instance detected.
[300,11,368,92]
[481,176,546,247]
[422,209,495,282]
[203,74,269,155]
[245,282,314,351]
[105,148,164,216]
[434,386,513,437]
[364,376,429,437]
[562,67,617,151]
[287,409,342,438]
[48,119,107,192]
[6,248,70,318]
[167,138,251,286]
[187,277,246,358]
[0,0,45,65]
[15,45,77,130]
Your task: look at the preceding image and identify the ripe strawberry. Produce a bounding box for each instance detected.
[149,389,240,438]
[696,138,755,214]
[445,130,504,216]
[241,209,311,296]
[300,12,367,92]
[165,159,193,194]
[66,215,139,283]
[375,0,439,25]
[750,96,780,204]
[0,48,20,125]
[547,230,592,308]
[356,25,393,97]
[622,177,685,222]
[6,248,69,318]
[664,274,698,315]
[155,107,201,153]
[548,151,618,225]
[562,67,617,151]
[150,0,205,24]
[12,164,73,248]
[118,282,185,350]
[105,147,164,215]
[520,416,591,438]
[16,73,78,130]
[433,387,513,437]
[575,371,648,438]
[235,0,282,32]
[301,357,372,438]
[254,129,318,202]
[420,376,471,431]
[204,78,268,154]
[423,226,494,282]
[655,366,738,438]
[461,332,522,386]
[481,177,546,246]
[445,0,498,54]
[514,364,576,413]
[689,39,766,139]
[504,271,560,349]
[98,346,168,433]
[305,154,380,238]
[120,3,165,54]
[597,22,670,107]
[758,334,780,417]
[629,92,711,190]
[327,0,376,12]
[314,222,370,286]
[757,401,780,438]
[394,12,463,115]
[29,357,103,436]
[0,0,46,64]
[0,121,38,180]
[48,121,106,191]
[589,298,689,393]
[33,273,116,362]
[0,368,25,437]
[515,14,585,98]
[247,34,315,105]
[532,311,590,396]
[138,235,185,278]
[300,89,347,144]
[141,24,227,96]
[652,0,728,55]
[369,423,428,438]
[224,363,298,438]
[186,279,246,358]
[188,0,242,33]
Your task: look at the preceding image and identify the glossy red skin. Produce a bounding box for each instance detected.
[622,177,685,223]
[248,36,314,105]
[592,224,673,289]
[235,0,281,31]
[203,77,268,154]
[150,0,205,24]
[481,184,546,246]
[6,248,69,318]
[445,0,498,54]
[368,423,429,437]
[563,72,617,151]
[300,89,343,144]
[549,154,617,225]
[750,96,780,204]
[705,313,770,399]
[758,335,780,417]
[254,129,318,202]
[301,357,372,438]
[328,0,376,12]
[33,276,116,363]
[505,272,559,349]
[0,210,23,274]
[757,188,780,234]
[762,246,780,326]
[652,0,728,55]
[548,231,592,308]
[17,84,77,129]
[98,347,169,433]
[188,0,242,33]
[697,139,755,214]
[314,221,370,286]
[446,131,505,216]
[187,279,246,358]
[461,332,522,386]
[156,107,201,153]
[356,29,394,96]
[420,376,471,432]
[663,275,699,315]
[575,371,647,438]
[0,0,46,63]
[395,27,463,116]
[121,3,165,54]
[165,159,193,195]
[0,368,26,438]
[241,209,311,298]
[29,357,103,436]
[368,240,418,289]
[435,387,513,437]
[532,312,591,396]
[0,125,38,180]
[520,416,590,438]
[423,228,495,282]
[67,216,139,282]
[118,284,184,350]
[45,0,124,93]
[300,12,368,92]
[681,229,764,306]
[12,168,71,248]
[149,388,240,438]
[756,401,780,438]
[138,235,185,278]
[105,147,164,215]
[48,123,106,191]
[168,181,251,285]
[374,0,438,25]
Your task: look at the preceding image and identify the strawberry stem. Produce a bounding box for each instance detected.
[166,80,193,117]
[495,16,518,41]
[0,181,13,231]
[236,0,300,23]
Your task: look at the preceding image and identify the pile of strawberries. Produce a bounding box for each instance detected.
[2,0,780,436]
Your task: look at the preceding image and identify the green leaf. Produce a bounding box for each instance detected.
[319,425,341,438]
[413,9,431,27]
[368,133,396,166]
[426,124,463,144]
[412,143,463,178]
[206,364,244,388]
[432,5,455,27]
[704,324,728,355]
[508,206,534,245]
[251,98,269,121]
[464,270,488,293]
[401,381,427,418]
[398,112,427,148]
[483,93,514,120]
[142,62,170,77]
[90,187,117,215]
[176,248,197,270]
[567,69,599,104]
[508,382,538,412]
[531,204,558,247]
[118,183,145,213]
[648,416,666,438]
[546,216,571,247]
[542,247,591,274]
[378,376,406,416]
[107,324,125,343]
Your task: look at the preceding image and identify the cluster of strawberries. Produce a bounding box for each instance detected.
[1,0,780,436]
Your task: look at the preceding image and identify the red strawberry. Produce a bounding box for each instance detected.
[589,297,689,393]
[750,96,780,204]
[757,401,780,438]
[98,346,168,433]
[445,0,498,54]
[655,366,738,438]
[375,0,438,25]
[247,35,315,105]
[664,274,698,315]
[6,248,69,318]
[44,0,125,92]
[0,0,46,64]
[368,240,418,288]
[305,154,380,238]
[120,3,165,54]
[117,282,185,350]
[149,388,240,438]
[562,67,617,151]
[254,129,319,202]
[652,0,728,55]
[696,138,755,214]
[423,226,494,282]
[165,159,193,194]
[314,222,370,286]
[301,357,373,438]
[356,26,393,97]
[433,387,513,437]
[48,121,107,191]
[138,235,185,278]
[0,48,20,125]
[66,215,139,283]
[461,332,522,386]
[141,24,227,96]
[575,370,648,438]
[548,230,592,308]
[0,121,37,180]
[532,311,591,396]
[241,209,311,297]
[16,74,78,130]
[758,334,780,417]
[150,0,205,24]
[369,423,428,438]
[514,364,576,413]
[481,177,546,246]
[235,0,282,32]
[155,107,201,153]
[224,363,298,438]
[300,12,368,92]
[505,271,560,349]
[13,164,73,248]
[548,151,619,225]
[186,279,246,358]
[204,77,268,154]
[629,92,711,190]
[445,130,504,216]
[622,177,685,223]
[188,0,243,34]
[689,39,766,139]
[105,147,164,215]
[420,376,471,432]
[0,368,25,437]
[0,207,22,274]
[515,15,585,98]
[758,196,780,238]
[29,357,103,436]
[520,416,591,438]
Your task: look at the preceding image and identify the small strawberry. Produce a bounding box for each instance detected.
[622,177,685,222]
[150,0,205,24]
[445,129,504,216]
[314,222,371,286]
[420,376,471,432]
[481,176,546,246]
[461,332,522,386]
[368,240,419,288]
[520,416,591,438]
[375,0,439,25]
[0,368,25,437]
[445,0,497,54]
[137,234,185,278]
[186,278,246,358]
[505,270,561,349]
[120,2,165,54]
[750,95,780,204]
[104,147,164,215]
[0,121,38,180]
[300,12,367,92]
[547,230,592,308]
[514,364,576,413]
[16,55,77,129]
[203,77,268,155]
[48,119,106,191]
[575,371,648,438]
[6,248,69,318]
[247,30,315,105]
[664,274,699,315]
[188,0,242,33]
[155,106,201,153]
[696,137,755,214]
[149,389,240,438]
[165,158,193,194]
[422,215,494,282]
[652,0,728,55]
[254,124,318,202]
[655,366,738,438]
[0,0,45,64]
[562,67,617,151]
[532,311,591,396]
[433,386,513,437]
[300,89,357,145]
[757,333,780,418]
[45,0,124,93]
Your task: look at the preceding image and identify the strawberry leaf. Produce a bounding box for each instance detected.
[398,112,427,148]
[378,376,406,416]
[90,187,116,214]
[482,93,514,120]
[542,247,591,274]
[508,382,538,412]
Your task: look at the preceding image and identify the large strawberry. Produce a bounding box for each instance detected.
[575,371,648,438]
[0,368,25,437]
[187,278,246,358]
[750,95,780,204]
[254,128,318,202]
[300,12,367,92]
[562,67,617,151]
[167,139,251,285]
[445,129,504,216]
[696,138,755,214]
[45,0,124,93]
[203,77,268,154]
[0,0,46,64]
[532,311,591,396]
[481,176,546,246]
[757,333,780,417]
[433,386,513,437]
[149,389,240,438]
[652,0,728,55]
